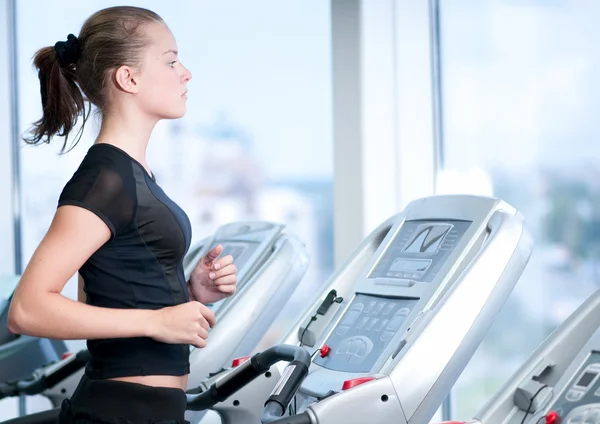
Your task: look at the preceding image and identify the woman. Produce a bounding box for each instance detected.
[7,6,238,424]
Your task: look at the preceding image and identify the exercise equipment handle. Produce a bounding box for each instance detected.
[186,344,310,412]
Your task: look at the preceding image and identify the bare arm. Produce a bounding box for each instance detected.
[8,205,155,340]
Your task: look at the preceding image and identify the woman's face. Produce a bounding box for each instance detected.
[133,22,192,120]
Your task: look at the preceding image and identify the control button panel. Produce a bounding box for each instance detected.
[545,352,600,423]
[566,389,586,403]
[561,404,600,424]
[313,294,418,373]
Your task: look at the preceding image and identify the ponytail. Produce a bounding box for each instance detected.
[25,7,165,152]
[24,34,90,153]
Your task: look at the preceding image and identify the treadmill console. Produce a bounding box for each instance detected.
[547,351,600,423]
[304,218,475,385]
[219,241,259,283]
[185,222,284,297]
[187,239,261,314]
[210,222,282,287]
[369,220,472,283]
[313,294,418,373]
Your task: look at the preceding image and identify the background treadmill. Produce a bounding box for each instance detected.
[198,194,533,424]
[0,276,68,418]
[446,288,600,424]
[0,277,67,386]
[0,221,309,422]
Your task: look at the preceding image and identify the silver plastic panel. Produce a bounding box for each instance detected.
[387,208,531,423]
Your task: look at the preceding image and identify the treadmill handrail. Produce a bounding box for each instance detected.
[186,344,310,414]
[0,349,90,399]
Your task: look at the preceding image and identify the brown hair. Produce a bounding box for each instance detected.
[24,6,164,152]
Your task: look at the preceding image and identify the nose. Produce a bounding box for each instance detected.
[181,64,192,83]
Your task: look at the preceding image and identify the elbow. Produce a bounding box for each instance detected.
[7,306,23,335]
[7,300,32,336]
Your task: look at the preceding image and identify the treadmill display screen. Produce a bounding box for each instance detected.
[216,241,259,282]
[313,294,419,373]
[403,223,452,254]
[220,243,251,264]
[205,241,260,314]
[369,219,472,283]
[577,372,597,388]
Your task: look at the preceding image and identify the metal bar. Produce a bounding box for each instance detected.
[7,0,25,415]
[429,0,446,189]
[7,0,23,279]
[428,0,452,420]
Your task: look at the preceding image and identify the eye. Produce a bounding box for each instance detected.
[169,61,178,68]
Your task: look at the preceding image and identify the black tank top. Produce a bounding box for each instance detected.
[58,143,192,379]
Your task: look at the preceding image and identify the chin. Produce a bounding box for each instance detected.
[154,99,187,119]
[160,108,187,120]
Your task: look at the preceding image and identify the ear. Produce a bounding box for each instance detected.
[113,65,140,94]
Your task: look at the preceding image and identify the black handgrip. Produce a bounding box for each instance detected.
[0,382,18,399]
[263,360,309,416]
[186,344,311,412]
[41,349,89,390]
[0,349,90,398]
[214,354,270,400]
[20,349,90,395]
[15,378,44,397]
[186,354,268,410]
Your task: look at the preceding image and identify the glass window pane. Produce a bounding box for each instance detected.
[437,0,600,419]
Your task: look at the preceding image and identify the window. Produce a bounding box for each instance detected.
[12,0,332,413]
[437,0,600,419]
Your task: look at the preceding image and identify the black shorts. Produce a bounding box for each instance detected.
[58,375,188,424]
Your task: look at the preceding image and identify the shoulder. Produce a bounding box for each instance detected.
[72,143,135,180]
[61,144,138,195]
[58,144,138,237]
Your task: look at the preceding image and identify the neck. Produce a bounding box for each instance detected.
[95,108,158,169]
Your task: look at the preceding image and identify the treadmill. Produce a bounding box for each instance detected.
[182,194,533,424]
[0,221,309,419]
[439,288,600,424]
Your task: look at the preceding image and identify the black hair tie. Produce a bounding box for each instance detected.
[54,34,81,67]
